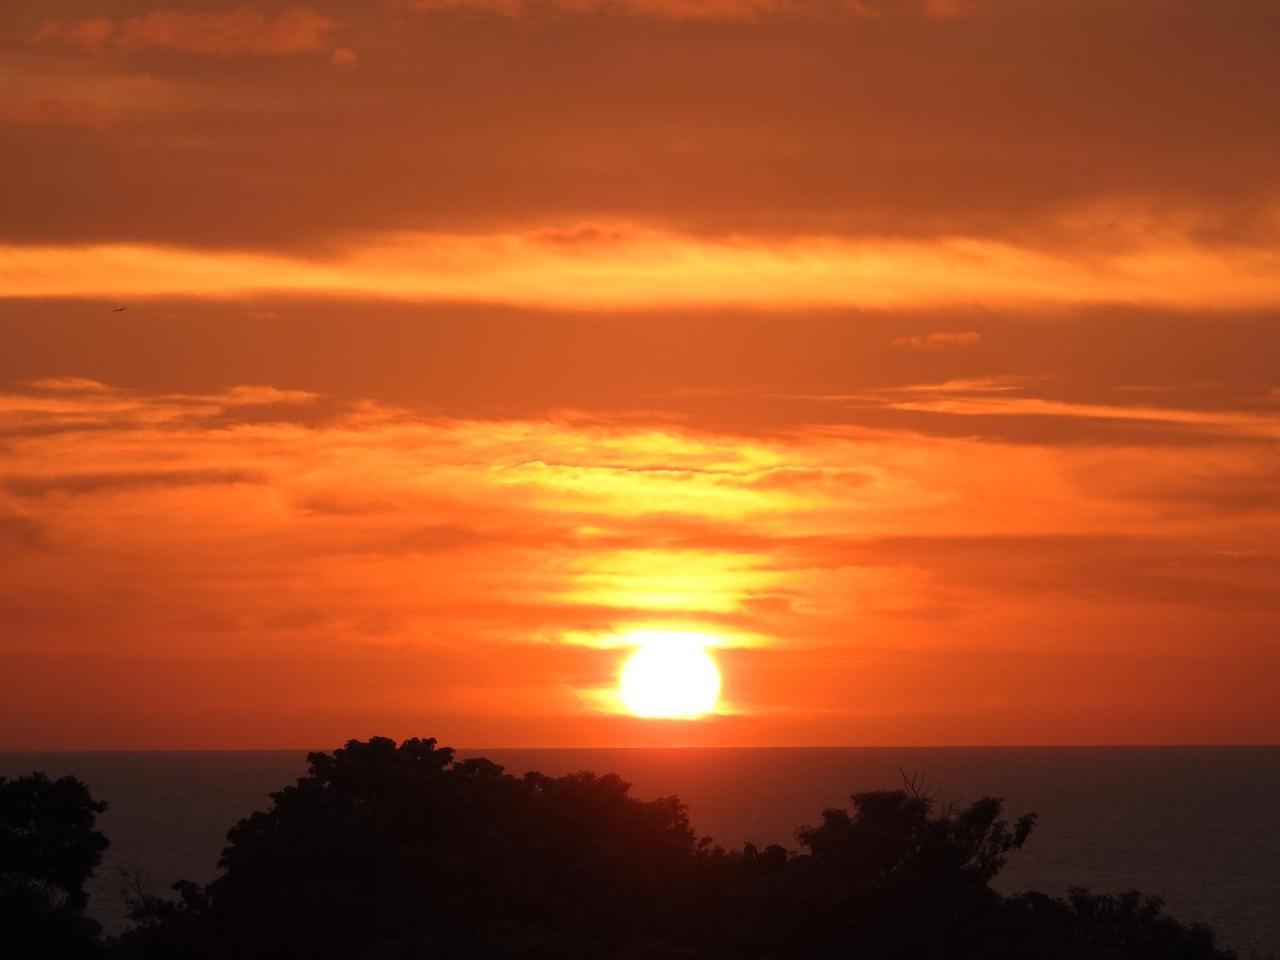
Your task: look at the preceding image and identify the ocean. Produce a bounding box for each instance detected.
[2,747,1276,957]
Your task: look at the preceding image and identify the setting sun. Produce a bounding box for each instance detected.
[619,632,722,719]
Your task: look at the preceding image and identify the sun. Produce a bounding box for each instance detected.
[619,632,722,719]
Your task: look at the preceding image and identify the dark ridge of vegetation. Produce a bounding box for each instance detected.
[1,737,1238,959]
[1,772,109,959]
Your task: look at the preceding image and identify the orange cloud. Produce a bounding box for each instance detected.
[3,222,1279,309]
[0,97,117,129]
[920,0,977,20]
[403,0,972,21]
[6,1,1279,255]
[0,63,166,130]
[891,331,982,351]
[22,377,114,393]
[33,7,352,62]
[407,0,884,21]
[874,391,1280,442]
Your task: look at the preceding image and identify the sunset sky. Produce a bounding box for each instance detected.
[2,0,1279,748]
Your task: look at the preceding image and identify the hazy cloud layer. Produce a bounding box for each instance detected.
[32,7,354,62]
[1,0,1278,254]
[402,0,955,22]
[892,331,982,352]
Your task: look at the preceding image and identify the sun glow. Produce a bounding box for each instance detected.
[618,632,722,719]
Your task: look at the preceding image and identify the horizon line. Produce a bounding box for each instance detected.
[4,743,1278,754]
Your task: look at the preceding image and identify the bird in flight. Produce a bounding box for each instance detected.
[111,306,128,313]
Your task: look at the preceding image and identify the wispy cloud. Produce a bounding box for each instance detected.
[404,0,928,23]
[1,468,266,497]
[4,225,1280,309]
[794,377,1280,442]
[33,7,356,65]
[891,331,982,351]
[879,395,1280,441]
[22,376,115,393]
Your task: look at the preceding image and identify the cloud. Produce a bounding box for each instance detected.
[406,0,888,22]
[1069,448,1280,514]
[0,97,118,130]
[4,223,1280,310]
[1,468,266,497]
[919,0,976,20]
[0,60,166,130]
[887,376,1030,394]
[891,331,982,351]
[374,524,499,556]
[0,382,323,440]
[1,378,1278,745]
[529,223,631,247]
[0,511,46,551]
[21,376,115,393]
[877,394,1280,441]
[7,3,1280,256]
[401,0,978,22]
[791,378,1280,443]
[33,7,349,61]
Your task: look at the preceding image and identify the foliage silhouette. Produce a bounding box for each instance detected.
[120,737,704,959]
[0,772,108,959]
[3,738,1241,959]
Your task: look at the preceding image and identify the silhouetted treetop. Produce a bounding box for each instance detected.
[17,737,1234,960]
[192,737,702,958]
[797,790,1036,887]
[0,772,108,959]
[0,772,108,914]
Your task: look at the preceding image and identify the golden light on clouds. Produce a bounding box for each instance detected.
[4,223,1280,310]
[2,375,1278,745]
[562,550,779,614]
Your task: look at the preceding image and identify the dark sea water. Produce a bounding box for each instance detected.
[2,747,1277,957]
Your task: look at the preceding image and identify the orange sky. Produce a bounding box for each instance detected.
[1,0,1278,747]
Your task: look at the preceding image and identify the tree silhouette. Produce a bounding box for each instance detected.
[123,737,705,958]
[74,737,1243,959]
[0,772,108,959]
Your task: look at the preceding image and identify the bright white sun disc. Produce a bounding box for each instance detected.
[619,639,721,719]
